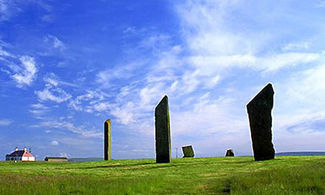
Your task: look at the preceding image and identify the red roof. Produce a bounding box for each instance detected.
[6,150,34,158]
[23,151,34,157]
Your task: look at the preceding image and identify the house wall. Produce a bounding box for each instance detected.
[6,157,22,161]
[22,157,35,161]
[46,158,67,162]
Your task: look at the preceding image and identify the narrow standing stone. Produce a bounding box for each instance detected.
[182,145,195,157]
[155,95,171,163]
[247,83,275,161]
[104,119,112,161]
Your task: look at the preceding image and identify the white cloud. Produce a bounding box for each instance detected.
[36,74,72,103]
[36,85,71,103]
[43,75,59,86]
[282,42,310,51]
[177,0,254,56]
[110,102,136,125]
[68,90,109,113]
[205,75,220,88]
[0,119,12,126]
[50,140,59,146]
[36,120,102,138]
[0,0,52,22]
[260,52,321,73]
[275,63,325,114]
[138,34,171,50]
[96,60,146,88]
[188,49,321,76]
[44,35,66,51]
[43,73,79,87]
[31,103,48,109]
[93,102,110,112]
[0,0,17,22]
[172,95,246,136]
[175,0,323,82]
[29,103,49,115]
[123,26,136,34]
[12,56,38,87]
[0,43,38,88]
[0,46,13,57]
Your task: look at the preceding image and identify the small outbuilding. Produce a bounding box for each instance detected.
[44,157,68,162]
[6,147,35,161]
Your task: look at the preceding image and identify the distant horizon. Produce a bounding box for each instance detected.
[4,150,325,161]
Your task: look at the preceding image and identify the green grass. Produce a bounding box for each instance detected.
[1,156,325,194]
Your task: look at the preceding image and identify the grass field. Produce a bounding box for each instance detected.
[1,156,325,194]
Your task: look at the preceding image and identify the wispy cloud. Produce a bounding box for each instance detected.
[44,35,66,51]
[110,102,136,125]
[68,90,109,113]
[50,140,59,146]
[0,46,14,57]
[96,60,147,89]
[0,0,52,22]
[35,73,77,103]
[0,41,38,87]
[36,85,71,103]
[282,41,311,52]
[11,56,38,87]
[29,103,50,116]
[0,0,19,22]
[43,73,78,88]
[35,120,102,138]
[0,119,12,126]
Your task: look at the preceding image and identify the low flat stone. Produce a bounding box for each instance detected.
[182,145,194,157]
[247,83,275,161]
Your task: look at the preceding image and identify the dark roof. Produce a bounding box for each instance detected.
[6,150,24,157]
[44,157,67,160]
[6,150,34,157]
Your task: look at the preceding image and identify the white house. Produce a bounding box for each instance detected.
[6,147,35,161]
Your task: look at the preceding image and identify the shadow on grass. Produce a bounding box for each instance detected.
[222,158,283,164]
[80,162,179,170]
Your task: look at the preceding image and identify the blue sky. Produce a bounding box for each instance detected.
[1,0,325,160]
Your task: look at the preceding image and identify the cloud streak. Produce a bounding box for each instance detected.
[0,119,12,126]
[11,56,38,87]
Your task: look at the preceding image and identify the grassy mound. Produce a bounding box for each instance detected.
[0,156,325,194]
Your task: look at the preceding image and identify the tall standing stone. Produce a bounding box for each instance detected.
[155,95,171,163]
[104,119,112,161]
[247,83,275,161]
[182,145,195,157]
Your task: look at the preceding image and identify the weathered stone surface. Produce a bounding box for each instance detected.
[182,145,195,157]
[225,149,234,157]
[155,95,171,163]
[247,83,275,161]
[104,119,112,161]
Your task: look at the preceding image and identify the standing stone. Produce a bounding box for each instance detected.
[225,149,234,157]
[104,119,112,161]
[247,83,275,161]
[182,145,195,157]
[155,95,171,163]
